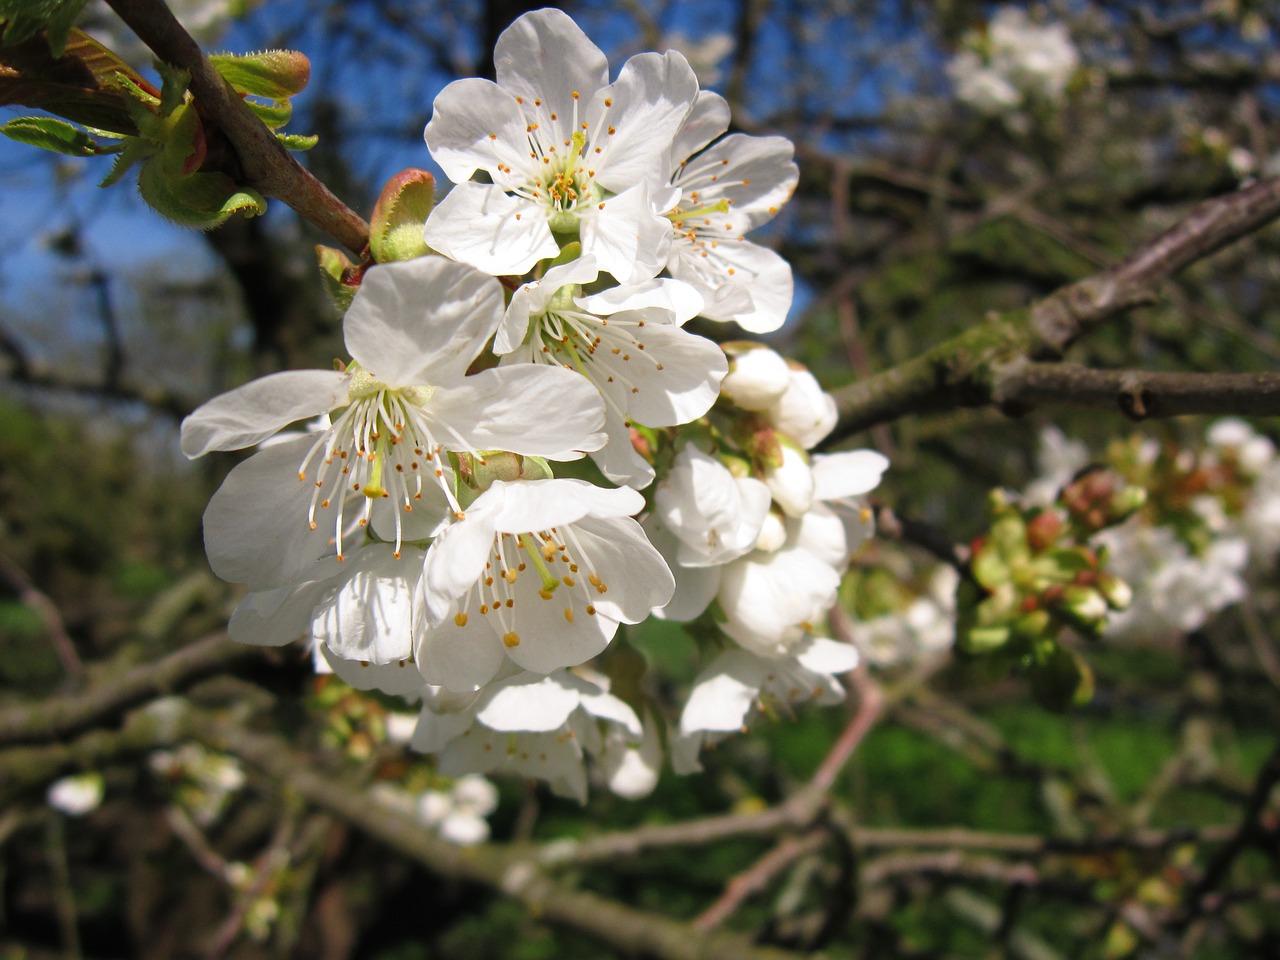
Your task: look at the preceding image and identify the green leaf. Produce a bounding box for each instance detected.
[98,138,149,187]
[246,97,291,130]
[0,0,87,56]
[0,29,150,135]
[276,132,317,151]
[1029,643,1094,711]
[137,160,265,229]
[209,50,310,99]
[1,115,99,155]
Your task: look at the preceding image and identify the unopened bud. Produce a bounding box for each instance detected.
[720,343,790,410]
[755,510,787,552]
[370,169,435,263]
[763,444,814,517]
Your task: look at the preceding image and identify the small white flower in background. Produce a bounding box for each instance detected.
[660,31,734,86]
[1096,522,1248,643]
[663,91,798,333]
[420,479,674,691]
[1207,418,1276,477]
[149,743,247,826]
[420,775,500,845]
[949,6,1078,115]
[496,256,725,488]
[182,256,606,589]
[849,564,959,667]
[47,773,104,817]
[673,636,859,773]
[1023,427,1090,508]
[411,671,646,803]
[424,8,698,283]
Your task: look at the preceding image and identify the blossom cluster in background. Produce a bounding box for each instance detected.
[179,9,883,812]
[1026,420,1280,645]
[947,6,1079,118]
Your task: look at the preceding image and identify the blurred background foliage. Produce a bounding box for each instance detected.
[2,0,1280,957]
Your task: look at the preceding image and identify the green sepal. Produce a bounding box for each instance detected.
[246,97,291,130]
[276,132,317,151]
[369,169,435,263]
[0,115,110,156]
[209,50,311,99]
[549,241,582,268]
[154,61,190,118]
[98,138,149,187]
[0,0,87,56]
[316,244,358,312]
[137,161,265,229]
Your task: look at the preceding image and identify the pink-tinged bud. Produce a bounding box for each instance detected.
[1026,510,1064,552]
[209,50,312,99]
[370,169,436,263]
[720,343,790,410]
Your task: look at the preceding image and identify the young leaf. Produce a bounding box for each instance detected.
[1,115,101,156]
[209,50,310,99]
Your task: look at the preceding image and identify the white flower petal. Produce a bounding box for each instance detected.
[344,257,505,386]
[202,437,336,587]
[312,547,421,665]
[679,650,763,733]
[415,614,507,691]
[589,50,698,193]
[668,89,731,167]
[181,370,348,457]
[812,450,890,499]
[496,9,609,145]
[670,240,793,334]
[793,636,860,675]
[424,77,534,186]
[476,674,582,732]
[582,182,673,284]
[424,181,559,278]
[428,365,606,460]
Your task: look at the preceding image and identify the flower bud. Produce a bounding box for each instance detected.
[755,510,787,552]
[763,443,815,517]
[370,169,435,263]
[720,343,791,410]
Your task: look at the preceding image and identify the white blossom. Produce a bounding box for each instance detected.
[663,92,798,332]
[423,8,698,283]
[419,479,674,690]
[182,256,606,589]
[497,257,724,487]
[410,671,645,803]
[673,637,858,773]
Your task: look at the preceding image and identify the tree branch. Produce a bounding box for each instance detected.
[990,362,1280,419]
[103,0,370,254]
[0,632,260,747]
[198,716,812,960]
[828,176,1280,440]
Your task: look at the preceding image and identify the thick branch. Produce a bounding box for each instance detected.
[829,176,1280,439]
[104,0,370,254]
[0,632,258,747]
[200,717,810,960]
[991,362,1280,419]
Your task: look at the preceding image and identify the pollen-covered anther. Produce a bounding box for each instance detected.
[455,612,469,627]
[503,631,521,648]
[589,573,608,594]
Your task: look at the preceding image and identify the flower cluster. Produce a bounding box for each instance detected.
[1023,421,1280,644]
[183,10,879,801]
[947,7,1079,117]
